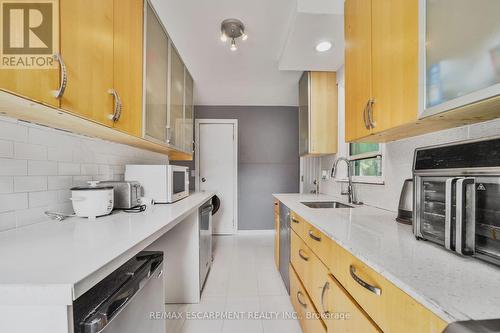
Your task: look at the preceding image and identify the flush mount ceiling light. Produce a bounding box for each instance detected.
[315,41,332,52]
[220,18,247,51]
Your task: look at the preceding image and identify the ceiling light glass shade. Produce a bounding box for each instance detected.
[241,33,248,41]
[220,33,228,42]
[230,39,237,51]
[315,41,332,52]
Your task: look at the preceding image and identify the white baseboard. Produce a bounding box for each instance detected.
[236,229,274,235]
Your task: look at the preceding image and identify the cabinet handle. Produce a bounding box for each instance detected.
[166,127,171,144]
[363,99,370,129]
[298,249,309,261]
[297,291,307,308]
[308,230,321,242]
[291,217,300,224]
[349,265,382,296]
[107,89,122,122]
[53,53,67,99]
[367,98,376,129]
[321,281,330,315]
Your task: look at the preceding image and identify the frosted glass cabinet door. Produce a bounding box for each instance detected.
[425,0,500,109]
[298,72,309,156]
[168,45,185,149]
[144,3,168,142]
[183,70,194,153]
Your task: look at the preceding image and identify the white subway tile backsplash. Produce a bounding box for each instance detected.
[0,211,16,232]
[72,176,93,187]
[48,176,73,190]
[29,191,59,208]
[80,164,99,176]
[0,117,168,231]
[14,176,47,192]
[14,142,47,160]
[0,158,27,176]
[48,146,73,162]
[0,121,28,142]
[0,177,13,193]
[0,193,28,213]
[0,140,13,158]
[58,162,81,176]
[28,160,58,176]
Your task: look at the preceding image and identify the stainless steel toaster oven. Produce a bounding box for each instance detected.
[413,137,500,266]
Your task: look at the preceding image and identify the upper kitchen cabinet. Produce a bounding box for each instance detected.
[60,0,115,127]
[144,2,169,143]
[60,0,143,132]
[183,70,195,153]
[345,0,500,143]
[299,71,338,156]
[112,0,144,137]
[168,45,185,150]
[345,0,419,142]
[422,0,500,117]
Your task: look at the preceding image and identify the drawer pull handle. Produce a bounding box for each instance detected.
[321,281,330,315]
[298,249,309,261]
[291,218,300,224]
[53,53,67,99]
[308,230,321,242]
[297,291,307,308]
[350,265,382,296]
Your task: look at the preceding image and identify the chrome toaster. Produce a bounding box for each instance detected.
[98,181,142,209]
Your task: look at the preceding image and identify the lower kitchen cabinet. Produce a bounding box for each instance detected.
[278,199,448,333]
[290,264,327,333]
[330,238,447,333]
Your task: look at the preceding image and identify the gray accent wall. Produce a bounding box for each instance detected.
[195,105,299,230]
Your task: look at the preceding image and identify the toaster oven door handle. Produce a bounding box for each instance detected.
[455,178,476,256]
[445,178,461,250]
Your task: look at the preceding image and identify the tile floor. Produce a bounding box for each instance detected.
[165,232,302,333]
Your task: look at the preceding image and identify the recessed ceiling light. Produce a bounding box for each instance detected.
[315,41,332,52]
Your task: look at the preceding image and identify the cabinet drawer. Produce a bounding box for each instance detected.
[290,211,305,236]
[290,264,327,333]
[300,219,333,270]
[330,242,447,333]
[291,230,330,317]
[326,274,381,333]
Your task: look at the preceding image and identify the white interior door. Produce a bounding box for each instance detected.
[197,120,237,234]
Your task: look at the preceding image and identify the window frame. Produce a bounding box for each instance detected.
[346,143,385,184]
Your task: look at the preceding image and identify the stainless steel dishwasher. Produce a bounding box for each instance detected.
[279,202,291,294]
[73,251,164,333]
[199,199,213,291]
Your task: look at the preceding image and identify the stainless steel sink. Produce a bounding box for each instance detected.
[301,201,354,209]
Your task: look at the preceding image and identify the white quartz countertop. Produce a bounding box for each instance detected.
[0,191,214,306]
[274,193,500,323]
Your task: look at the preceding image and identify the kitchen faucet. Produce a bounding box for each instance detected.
[331,157,363,205]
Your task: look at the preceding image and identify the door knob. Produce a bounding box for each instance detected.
[201,177,206,182]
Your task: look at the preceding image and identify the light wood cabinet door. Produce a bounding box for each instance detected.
[0,68,60,107]
[168,45,185,149]
[112,0,143,137]
[371,0,419,133]
[60,0,114,127]
[290,265,327,333]
[344,0,373,142]
[326,274,381,333]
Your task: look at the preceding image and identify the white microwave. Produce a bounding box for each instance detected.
[125,165,190,203]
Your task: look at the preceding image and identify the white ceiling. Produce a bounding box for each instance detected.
[150,0,344,106]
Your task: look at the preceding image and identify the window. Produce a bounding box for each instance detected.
[348,143,384,184]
